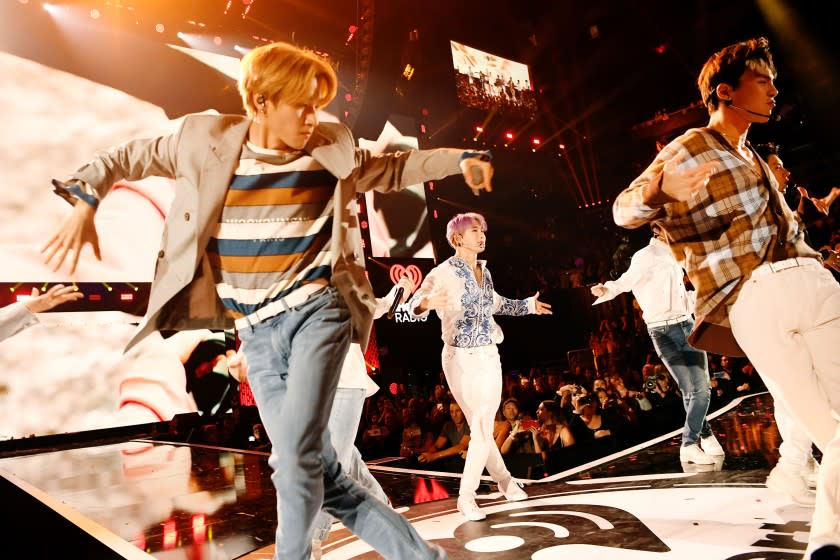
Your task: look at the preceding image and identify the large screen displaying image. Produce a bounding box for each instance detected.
[450,40,537,118]
[0,3,355,439]
[358,118,434,259]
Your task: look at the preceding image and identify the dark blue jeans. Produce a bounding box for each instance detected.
[240,287,446,560]
[648,318,713,446]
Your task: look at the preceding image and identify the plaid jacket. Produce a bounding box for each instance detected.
[613,127,818,356]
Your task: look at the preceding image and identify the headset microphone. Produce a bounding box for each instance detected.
[724,98,778,121]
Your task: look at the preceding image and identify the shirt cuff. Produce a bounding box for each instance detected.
[459,150,492,163]
[52,179,100,210]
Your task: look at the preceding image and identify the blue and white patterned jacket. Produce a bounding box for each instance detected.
[408,256,534,347]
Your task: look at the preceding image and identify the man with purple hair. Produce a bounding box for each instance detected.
[409,211,552,521]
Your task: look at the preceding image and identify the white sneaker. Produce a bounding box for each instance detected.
[500,477,528,501]
[700,433,725,457]
[802,457,820,489]
[767,465,816,507]
[680,443,715,465]
[457,495,486,521]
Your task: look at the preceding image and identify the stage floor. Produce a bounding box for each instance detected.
[0,393,815,559]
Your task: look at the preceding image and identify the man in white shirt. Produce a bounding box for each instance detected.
[409,211,552,521]
[591,225,724,465]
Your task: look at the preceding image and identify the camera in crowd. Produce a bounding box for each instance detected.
[645,373,668,392]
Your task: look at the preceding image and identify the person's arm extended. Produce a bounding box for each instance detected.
[613,139,718,229]
[591,249,648,304]
[418,434,470,463]
[352,145,493,196]
[492,291,552,316]
[495,422,512,449]
[42,123,184,273]
[372,275,415,319]
[408,271,452,317]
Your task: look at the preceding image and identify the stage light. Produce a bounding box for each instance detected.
[119,293,134,301]
[344,92,353,102]
[89,8,100,19]
[504,131,514,141]
[155,23,165,33]
[531,137,541,146]
[42,3,56,13]
[213,36,222,45]
[558,143,566,150]
[475,125,484,133]
[345,24,357,45]
[234,44,250,55]
[18,0,30,5]
[176,32,185,39]
[655,43,667,55]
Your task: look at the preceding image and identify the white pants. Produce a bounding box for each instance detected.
[730,259,840,551]
[442,344,513,497]
[774,391,815,475]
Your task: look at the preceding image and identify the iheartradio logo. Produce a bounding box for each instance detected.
[389,264,423,287]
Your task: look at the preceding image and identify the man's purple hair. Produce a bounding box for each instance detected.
[446,212,487,248]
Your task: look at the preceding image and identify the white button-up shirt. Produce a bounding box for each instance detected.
[593,237,694,324]
[409,256,534,347]
[337,282,408,395]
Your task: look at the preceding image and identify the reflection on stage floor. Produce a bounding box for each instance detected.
[0,393,816,559]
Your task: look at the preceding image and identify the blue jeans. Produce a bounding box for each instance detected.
[648,318,713,446]
[241,287,446,560]
[312,387,391,541]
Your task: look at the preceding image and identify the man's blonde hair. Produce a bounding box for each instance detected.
[238,42,337,117]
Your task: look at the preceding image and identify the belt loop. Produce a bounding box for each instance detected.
[279,297,291,313]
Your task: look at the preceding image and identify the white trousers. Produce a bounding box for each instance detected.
[730,259,840,551]
[442,344,513,497]
[774,390,815,475]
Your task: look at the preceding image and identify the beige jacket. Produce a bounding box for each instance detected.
[68,114,464,351]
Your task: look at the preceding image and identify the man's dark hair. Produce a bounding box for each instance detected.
[754,142,781,160]
[697,37,776,114]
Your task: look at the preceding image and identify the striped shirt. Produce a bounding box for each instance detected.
[209,142,336,320]
[613,127,818,356]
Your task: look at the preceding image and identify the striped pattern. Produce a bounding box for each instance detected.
[210,144,336,317]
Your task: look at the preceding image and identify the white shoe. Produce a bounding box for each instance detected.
[766,465,816,507]
[802,457,820,489]
[457,495,486,521]
[500,477,528,502]
[700,433,725,457]
[680,443,715,465]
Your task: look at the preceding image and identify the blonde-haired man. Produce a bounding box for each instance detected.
[43,41,495,560]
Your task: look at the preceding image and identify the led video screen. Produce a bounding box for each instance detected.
[450,40,537,118]
[0,8,333,438]
[358,118,434,259]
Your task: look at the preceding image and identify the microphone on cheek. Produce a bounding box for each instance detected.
[725,99,780,121]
